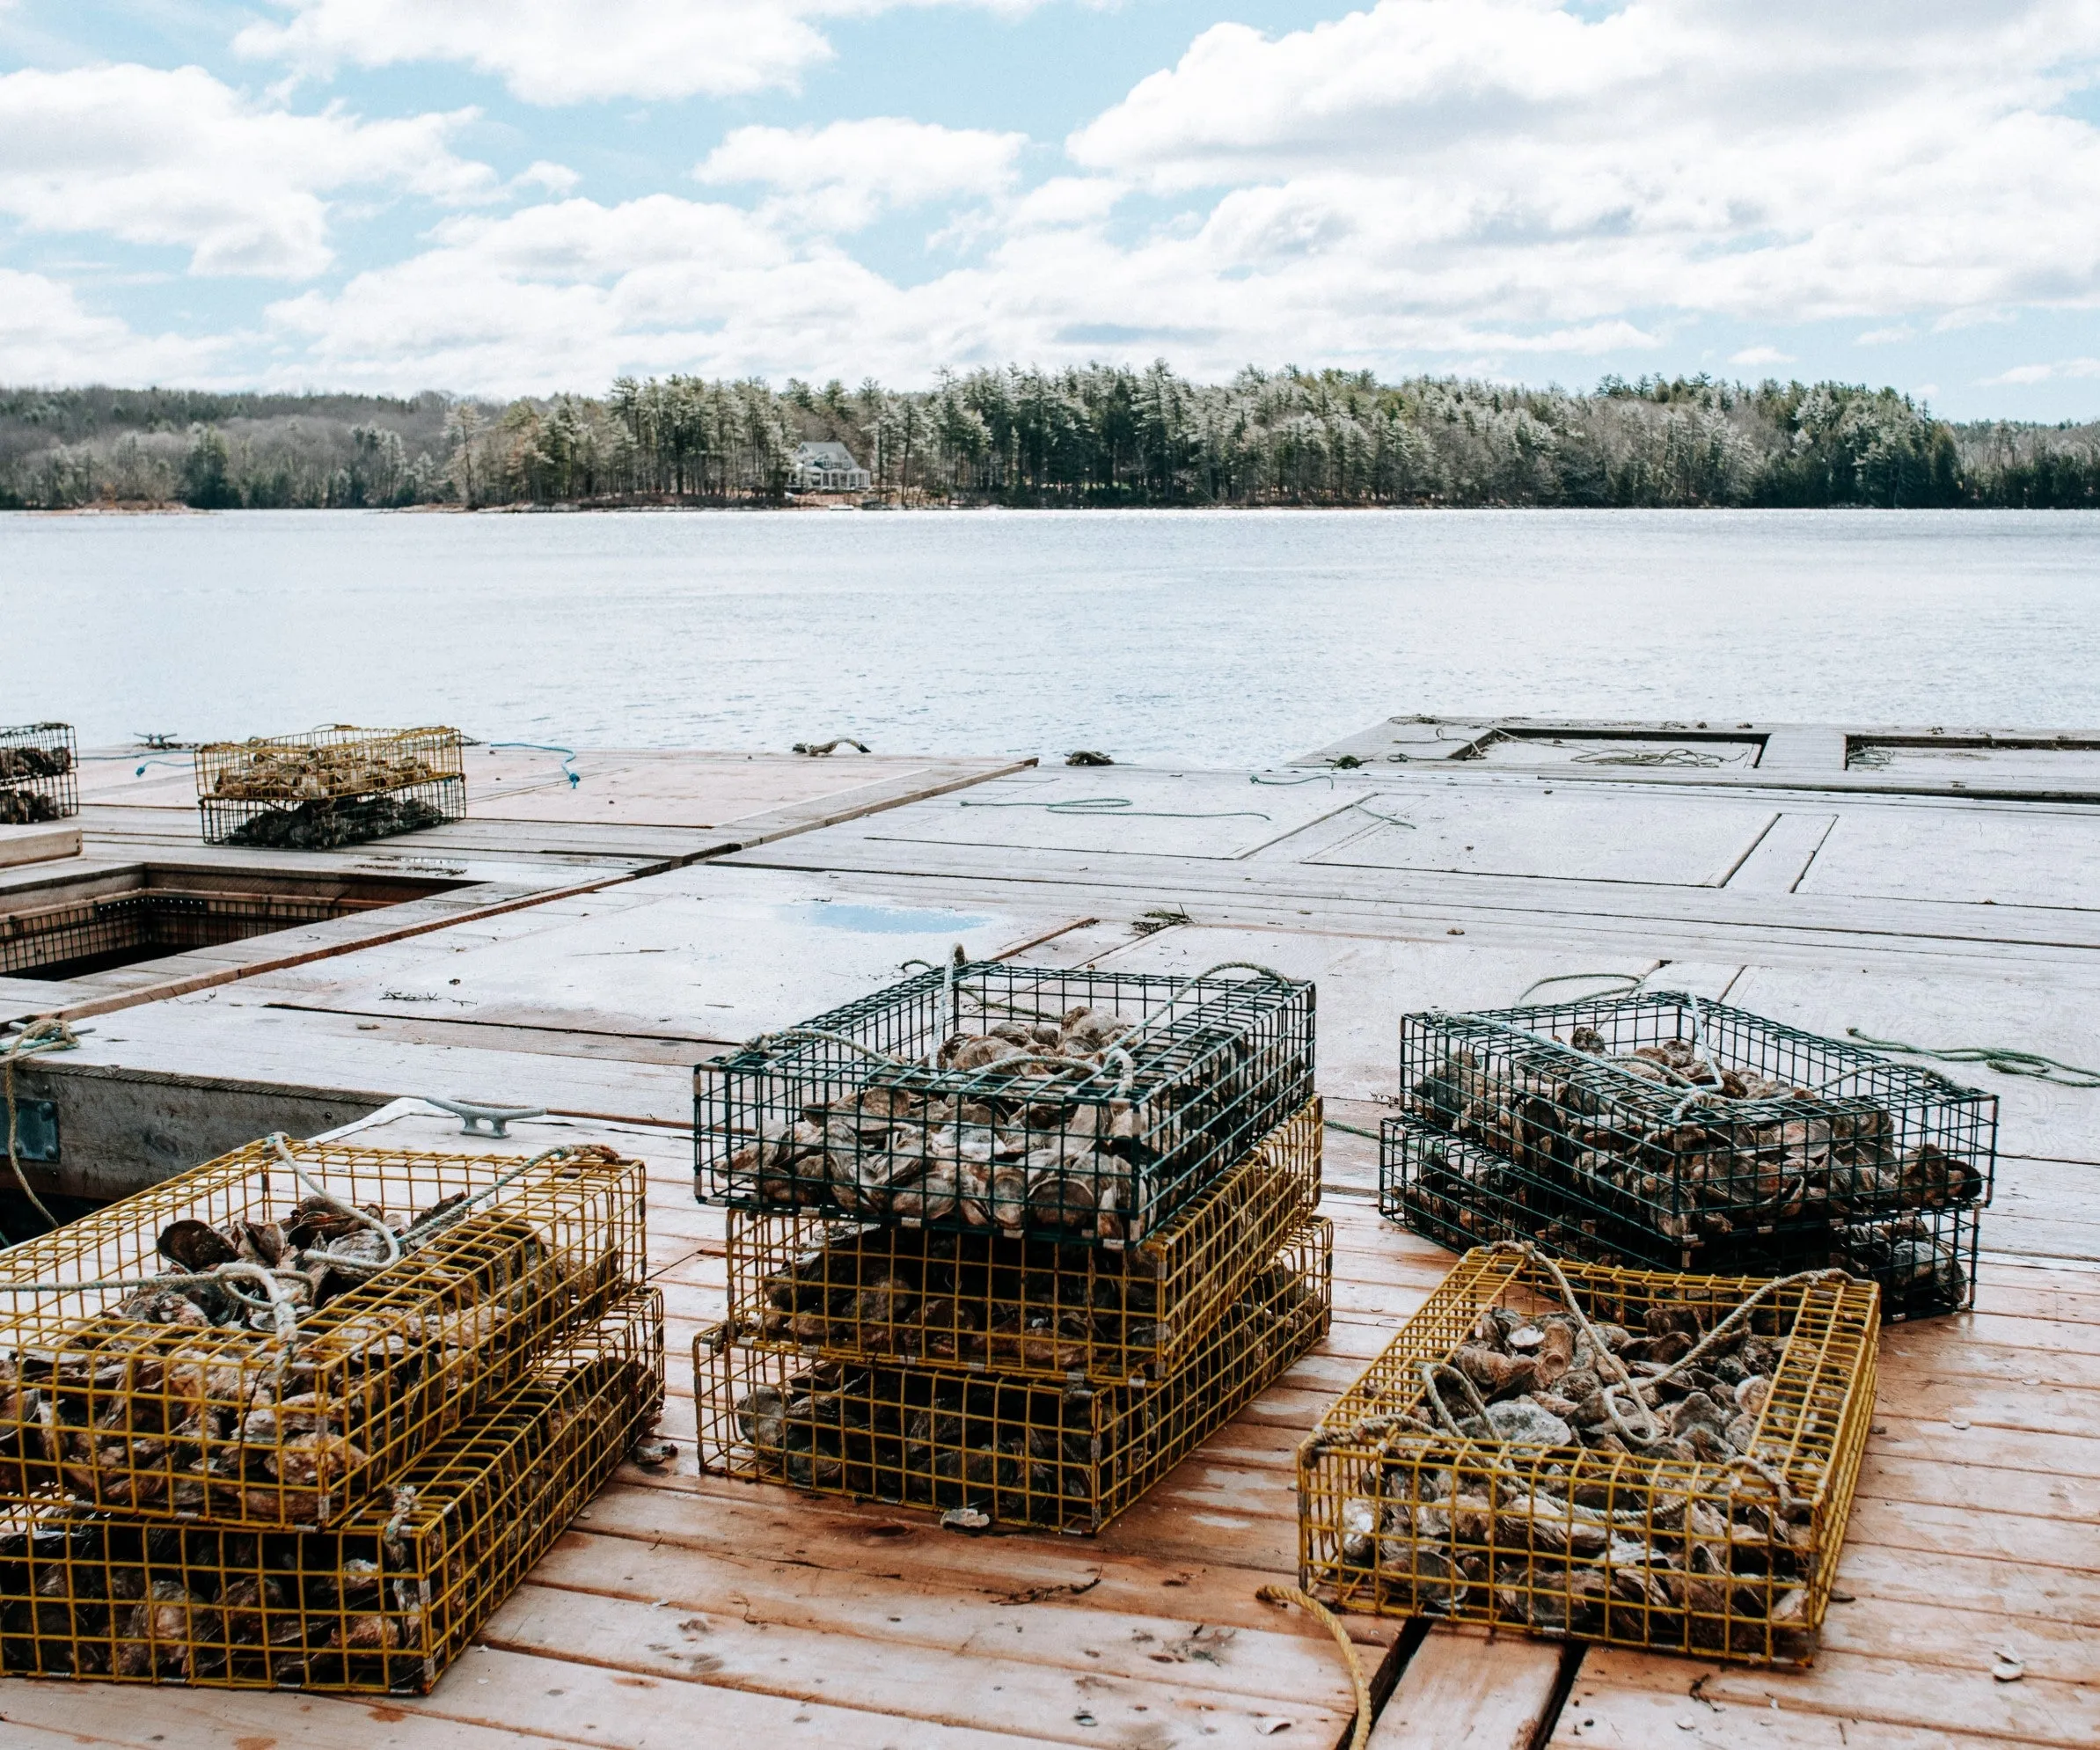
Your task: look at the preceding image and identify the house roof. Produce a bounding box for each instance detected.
[794,441,863,467]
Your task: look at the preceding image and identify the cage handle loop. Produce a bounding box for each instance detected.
[267,1133,403,1273]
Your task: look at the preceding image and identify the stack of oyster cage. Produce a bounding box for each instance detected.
[693,959,1330,1531]
[0,1133,662,1693]
[1382,989,1996,1320]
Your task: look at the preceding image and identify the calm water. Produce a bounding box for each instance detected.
[5,508,2096,764]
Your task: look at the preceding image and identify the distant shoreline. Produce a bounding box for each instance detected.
[14,496,2100,516]
[7,370,2096,511]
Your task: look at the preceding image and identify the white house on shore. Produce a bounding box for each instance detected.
[791,441,872,492]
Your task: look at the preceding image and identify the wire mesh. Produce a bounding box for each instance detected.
[0,890,362,981]
[0,1289,662,1692]
[0,723,77,824]
[0,1138,646,1528]
[1298,1246,1878,1667]
[194,727,466,848]
[199,778,466,850]
[727,1097,1322,1387]
[698,1217,1332,1533]
[1383,1111,1978,1320]
[1395,991,1992,1293]
[697,961,1315,1250]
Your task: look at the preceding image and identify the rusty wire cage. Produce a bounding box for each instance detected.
[696,960,1315,1250]
[698,1217,1331,1533]
[1395,991,1993,1281]
[1298,1245,1878,1667]
[0,1137,646,1528]
[0,723,77,824]
[194,727,465,849]
[0,1288,663,1692]
[726,1097,1322,1387]
[1384,1111,1977,1320]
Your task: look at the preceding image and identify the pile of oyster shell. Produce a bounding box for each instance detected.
[224,790,452,850]
[0,1191,606,1524]
[728,1249,1321,1524]
[0,743,71,784]
[749,1222,1183,1375]
[0,787,62,825]
[209,742,446,802]
[731,1004,1261,1246]
[0,1358,638,1683]
[1327,1297,1820,1651]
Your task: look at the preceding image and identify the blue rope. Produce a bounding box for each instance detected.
[133,757,190,777]
[488,742,581,788]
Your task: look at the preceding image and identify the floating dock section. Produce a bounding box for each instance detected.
[0,718,2094,1748]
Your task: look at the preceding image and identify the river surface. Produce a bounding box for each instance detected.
[6,508,2096,764]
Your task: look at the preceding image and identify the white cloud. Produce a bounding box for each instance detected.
[0,63,495,277]
[237,0,1035,104]
[515,161,582,196]
[697,118,1026,231]
[1067,0,2100,331]
[1985,357,2100,384]
[0,270,227,383]
[19,1,2100,396]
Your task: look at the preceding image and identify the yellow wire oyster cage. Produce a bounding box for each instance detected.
[0,1136,646,1529]
[0,1289,663,1692]
[1297,1244,1877,1667]
[699,1216,1332,1533]
[726,1097,1321,1387]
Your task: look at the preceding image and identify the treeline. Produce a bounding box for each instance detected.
[4,370,2098,509]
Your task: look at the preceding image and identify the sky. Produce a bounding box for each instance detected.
[4,1,2100,418]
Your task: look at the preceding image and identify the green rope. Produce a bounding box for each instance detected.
[1323,1117,1382,1140]
[1513,971,1646,1003]
[1846,1029,2100,1089]
[959,796,1271,821]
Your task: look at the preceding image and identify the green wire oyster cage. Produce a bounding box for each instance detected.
[696,960,1315,1251]
[1384,990,1992,1317]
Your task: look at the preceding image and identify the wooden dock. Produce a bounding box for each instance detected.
[2,717,2095,1748]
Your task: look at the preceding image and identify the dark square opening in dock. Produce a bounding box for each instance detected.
[0,865,472,982]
